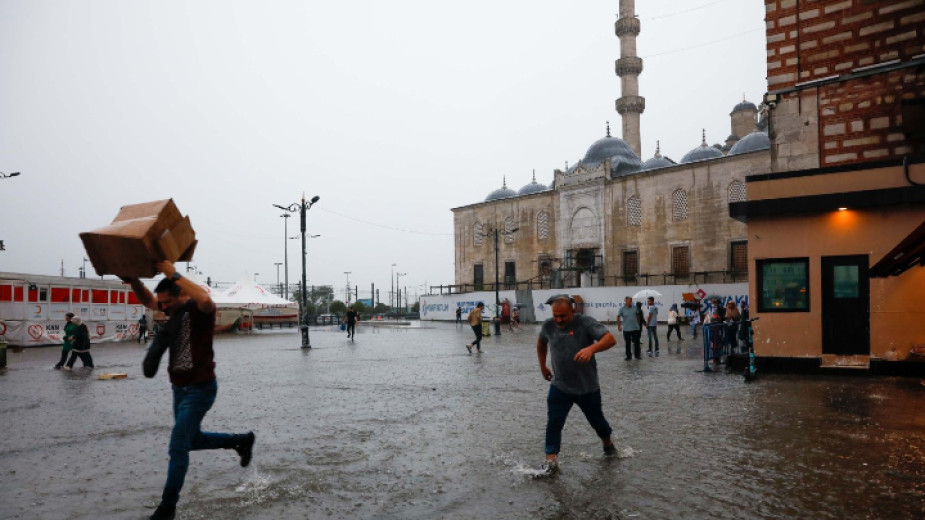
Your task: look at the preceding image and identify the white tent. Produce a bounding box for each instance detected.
[220,278,295,309]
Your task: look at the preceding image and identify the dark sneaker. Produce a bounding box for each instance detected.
[235,432,256,467]
[466,344,472,354]
[149,504,175,520]
[604,443,617,456]
[540,459,559,475]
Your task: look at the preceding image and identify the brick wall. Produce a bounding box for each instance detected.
[765,0,925,168]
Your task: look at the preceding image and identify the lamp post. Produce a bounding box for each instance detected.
[274,262,282,295]
[396,272,407,315]
[280,213,290,299]
[289,234,319,298]
[274,194,320,348]
[390,263,397,316]
[475,225,518,335]
[0,171,20,179]
[344,272,352,304]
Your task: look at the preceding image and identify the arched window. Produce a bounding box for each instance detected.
[672,189,688,222]
[728,180,746,203]
[627,195,642,227]
[473,222,484,246]
[504,216,516,244]
[536,210,549,240]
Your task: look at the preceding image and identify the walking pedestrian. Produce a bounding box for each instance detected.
[509,305,521,331]
[465,302,484,354]
[725,301,741,352]
[645,296,659,356]
[53,312,77,369]
[138,313,148,343]
[687,306,701,339]
[64,316,94,369]
[344,306,358,339]
[666,303,684,345]
[125,261,255,520]
[616,297,642,360]
[537,295,617,474]
[455,305,462,324]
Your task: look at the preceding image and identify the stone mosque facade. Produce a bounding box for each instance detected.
[451,0,772,291]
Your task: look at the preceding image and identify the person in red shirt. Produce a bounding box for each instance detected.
[125,261,254,520]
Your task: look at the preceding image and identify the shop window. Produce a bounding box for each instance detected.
[756,258,809,312]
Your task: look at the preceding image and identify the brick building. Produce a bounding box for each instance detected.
[735,0,925,373]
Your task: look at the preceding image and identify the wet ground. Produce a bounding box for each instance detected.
[1,321,924,520]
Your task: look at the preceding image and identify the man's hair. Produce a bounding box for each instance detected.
[154,278,181,296]
[476,302,484,308]
[65,312,75,318]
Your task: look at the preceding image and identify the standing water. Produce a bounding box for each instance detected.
[0,322,922,519]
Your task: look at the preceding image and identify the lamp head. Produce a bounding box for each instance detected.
[310,195,320,204]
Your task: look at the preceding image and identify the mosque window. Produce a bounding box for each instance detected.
[537,211,549,240]
[672,246,691,278]
[504,217,516,244]
[672,189,688,222]
[474,264,484,291]
[474,223,484,246]
[627,195,642,226]
[728,180,746,203]
[731,241,748,273]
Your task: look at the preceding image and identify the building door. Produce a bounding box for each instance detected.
[821,255,869,355]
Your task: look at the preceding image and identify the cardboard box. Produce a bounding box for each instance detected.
[79,199,197,278]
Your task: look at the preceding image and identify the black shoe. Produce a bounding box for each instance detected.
[149,504,175,520]
[234,432,255,467]
[603,443,617,456]
[625,356,632,361]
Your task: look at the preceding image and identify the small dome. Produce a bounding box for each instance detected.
[728,130,770,155]
[518,171,548,195]
[680,130,725,163]
[733,100,758,113]
[485,177,516,201]
[726,134,739,142]
[641,140,676,171]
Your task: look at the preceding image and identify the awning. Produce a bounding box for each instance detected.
[868,219,925,277]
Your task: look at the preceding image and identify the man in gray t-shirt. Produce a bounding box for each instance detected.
[536,295,617,473]
[617,296,642,360]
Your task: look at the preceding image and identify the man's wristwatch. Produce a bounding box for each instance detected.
[171,272,182,281]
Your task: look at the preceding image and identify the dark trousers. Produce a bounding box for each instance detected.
[346,323,356,337]
[623,330,641,359]
[545,384,612,455]
[470,324,482,350]
[162,380,243,508]
[667,324,682,339]
[55,348,70,367]
[66,350,93,368]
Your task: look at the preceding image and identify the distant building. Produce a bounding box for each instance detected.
[452,0,770,291]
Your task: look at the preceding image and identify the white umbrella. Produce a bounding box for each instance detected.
[633,289,662,300]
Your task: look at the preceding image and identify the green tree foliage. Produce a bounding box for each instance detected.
[351,301,368,314]
[374,303,390,314]
[292,285,335,313]
[329,300,346,314]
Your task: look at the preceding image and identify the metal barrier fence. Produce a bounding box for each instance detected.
[703,322,729,372]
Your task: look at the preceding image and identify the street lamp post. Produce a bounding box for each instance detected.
[280,214,290,299]
[273,194,320,348]
[254,272,259,283]
[344,272,352,304]
[475,225,518,336]
[396,272,407,315]
[274,262,283,295]
[0,172,20,179]
[390,263,397,316]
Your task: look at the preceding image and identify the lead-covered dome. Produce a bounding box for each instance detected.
[728,130,770,155]
[518,171,548,195]
[641,141,676,171]
[485,177,516,201]
[733,100,758,113]
[580,123,643,177]
[681,130,725,164]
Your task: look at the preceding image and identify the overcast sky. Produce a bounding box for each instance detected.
[0,0,767,303]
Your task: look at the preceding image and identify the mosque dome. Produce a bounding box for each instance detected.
[581,123,643,177]
[518,171,548,195]
[728,130,770,155]
[640,141,676,171]
[732,100,758,112]
[485,177,516,202]
[680,130,725,163]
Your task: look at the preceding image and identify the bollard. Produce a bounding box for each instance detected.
[0,339,7,368]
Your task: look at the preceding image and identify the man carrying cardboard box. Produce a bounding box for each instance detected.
[124,261,254,520]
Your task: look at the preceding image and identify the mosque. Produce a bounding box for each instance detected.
[451,1,771,291]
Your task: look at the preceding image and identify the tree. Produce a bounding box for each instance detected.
[351,301,368,314]
[292,285,335,314]
[329,300,346,314]
[411,301,420,313]
[374,303,390,314]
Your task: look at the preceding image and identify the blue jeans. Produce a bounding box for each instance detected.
[545,384,612,455]
[690,323,698,338]
[647,326,659,351]
[162,380,238,508]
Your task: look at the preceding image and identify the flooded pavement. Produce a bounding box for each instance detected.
[1,321,924,520]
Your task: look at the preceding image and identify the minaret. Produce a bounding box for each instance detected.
[615,0,644,157]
